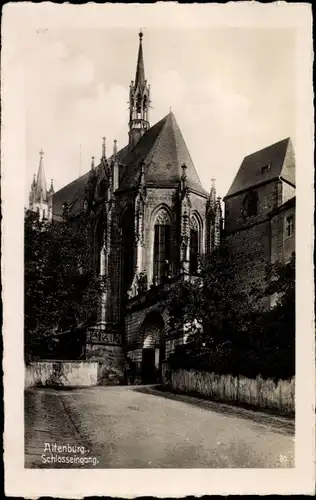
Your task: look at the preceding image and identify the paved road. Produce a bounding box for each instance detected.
[25,385,294,468]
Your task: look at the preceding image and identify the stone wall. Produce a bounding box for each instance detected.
[224,179,280,234]
[25,358,127,388]
[224,221,271,308]
[25,361,99,388]
[85,329,125,385]
[223,179,295,309]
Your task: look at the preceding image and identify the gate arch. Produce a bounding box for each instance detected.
[141,311,165,384]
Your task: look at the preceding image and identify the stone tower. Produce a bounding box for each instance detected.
[223,138,295,308]
[128,31,151,150]
[29,149,54,221]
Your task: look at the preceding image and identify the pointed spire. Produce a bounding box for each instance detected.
[128,31,150,148]
[35,148,47,202]
[102,137,106,159]
[135,30,145,88]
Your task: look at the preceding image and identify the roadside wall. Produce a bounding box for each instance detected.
[25,361,100,388]
[162,365,295,415]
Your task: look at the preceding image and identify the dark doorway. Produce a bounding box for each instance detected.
[142,348,157,384]
[141,311,165,384]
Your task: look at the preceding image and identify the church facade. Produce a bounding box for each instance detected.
[29,32,295,384]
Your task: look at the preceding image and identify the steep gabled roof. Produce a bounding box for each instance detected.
[52,145,128,217]
[52,111,206,218]
[119,111,207,196]
[225,137,295,199]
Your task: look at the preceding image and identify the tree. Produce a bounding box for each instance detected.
[165,244,257,372]
[166,247,295,380]
[252,252,295,379]
[24,210,102,361]
[167,244,256,346]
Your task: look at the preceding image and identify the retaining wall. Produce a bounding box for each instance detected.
[25,361,100,388]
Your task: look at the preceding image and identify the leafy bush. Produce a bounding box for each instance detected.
[24,210,102,360]
[166,250,295,381]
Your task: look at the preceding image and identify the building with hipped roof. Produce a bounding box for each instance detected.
[28,32,295,383]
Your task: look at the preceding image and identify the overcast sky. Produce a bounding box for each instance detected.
[22,26,295,202]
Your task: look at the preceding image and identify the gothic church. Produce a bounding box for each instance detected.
[29,32,295,384]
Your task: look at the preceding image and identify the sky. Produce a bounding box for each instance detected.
[23,26,296,203]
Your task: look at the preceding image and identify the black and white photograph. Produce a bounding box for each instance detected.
[2,2,314,497]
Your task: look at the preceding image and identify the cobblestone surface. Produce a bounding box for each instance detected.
[25,386,295,468]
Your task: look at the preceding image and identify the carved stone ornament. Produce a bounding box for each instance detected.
[190,215,199,231]
[181,234,189,249]
[155,208,171,225]
[135,200,145,244]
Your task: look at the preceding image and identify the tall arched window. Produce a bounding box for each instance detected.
[121,207,135,293]
[153,208,171,283]
[190,215,200,274]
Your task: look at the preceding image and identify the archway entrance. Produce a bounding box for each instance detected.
[141,312,165,384]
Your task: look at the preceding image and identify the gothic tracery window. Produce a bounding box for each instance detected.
[121,207,135,293]
[153,208,171,283]
[190,215,200,275]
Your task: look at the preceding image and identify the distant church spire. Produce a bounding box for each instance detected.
[128,31,151,149]
[29,148,53,221]
[35,149,47,203]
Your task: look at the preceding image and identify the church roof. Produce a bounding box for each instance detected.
[52,145,128,218]
[119,111,207,196]
[225,137,295,199]
[52,111,206,217]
